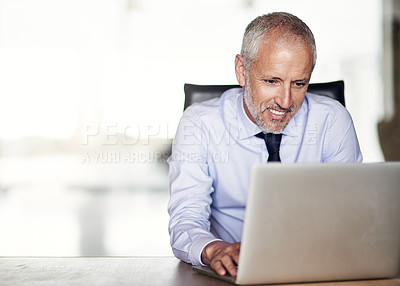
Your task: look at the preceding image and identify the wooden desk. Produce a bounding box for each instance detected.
[0,257,399,286]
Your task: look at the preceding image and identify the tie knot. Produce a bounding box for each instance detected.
[255,132,282,162]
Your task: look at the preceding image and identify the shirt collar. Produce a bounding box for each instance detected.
[236,90,301,139]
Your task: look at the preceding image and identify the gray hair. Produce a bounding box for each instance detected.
[240,12,317,71]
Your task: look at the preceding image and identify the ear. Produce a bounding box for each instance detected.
[234,54,246,87]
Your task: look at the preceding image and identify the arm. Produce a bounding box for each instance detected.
[323,103,363,162]
[168,107,243,276]
[169,148,241,275]
[168,110,218,265]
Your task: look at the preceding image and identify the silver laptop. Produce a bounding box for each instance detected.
[193,163,400,284]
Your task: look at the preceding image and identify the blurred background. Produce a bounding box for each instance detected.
[0,0,398,256]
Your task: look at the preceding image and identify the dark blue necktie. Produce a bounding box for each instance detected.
[255,132,282,162]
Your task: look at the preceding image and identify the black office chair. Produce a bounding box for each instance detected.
[183,80,345,110]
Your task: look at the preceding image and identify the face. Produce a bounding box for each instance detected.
[235,40,313,133]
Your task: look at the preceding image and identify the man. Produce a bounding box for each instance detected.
[168,12,362,278]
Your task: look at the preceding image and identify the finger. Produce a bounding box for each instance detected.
[210,260,226,276]
[221,256,238,277]
[232,250,240,265]
[231,242,241,265]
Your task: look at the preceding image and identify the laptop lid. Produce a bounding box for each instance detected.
[235,163,400,285]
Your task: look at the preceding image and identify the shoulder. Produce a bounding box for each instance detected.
[305,92,345,112]
[304,92,352,125]
[182,88,242,126]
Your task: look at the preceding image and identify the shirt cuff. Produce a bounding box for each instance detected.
[192,238,222,266]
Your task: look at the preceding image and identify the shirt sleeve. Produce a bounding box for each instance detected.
[322,102,363,162]
[167,108,218,266]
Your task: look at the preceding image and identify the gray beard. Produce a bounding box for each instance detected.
[243,85,283,134]
[242,80,299,134]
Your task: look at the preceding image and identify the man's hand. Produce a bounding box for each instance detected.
[201,241,241,277]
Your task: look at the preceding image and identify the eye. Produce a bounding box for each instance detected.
[293,82,307,88]
[265,79,277,84]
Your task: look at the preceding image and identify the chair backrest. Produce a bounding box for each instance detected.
[183,80,345,110]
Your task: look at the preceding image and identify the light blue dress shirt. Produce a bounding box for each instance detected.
[168,88,362,266]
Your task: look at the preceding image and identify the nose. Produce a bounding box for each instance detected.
[275,85,293,109]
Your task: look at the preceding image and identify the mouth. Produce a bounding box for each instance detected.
[268,108,286,116]
[263,106,291,121]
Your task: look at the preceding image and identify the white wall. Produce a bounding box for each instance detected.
[0,0,385,161]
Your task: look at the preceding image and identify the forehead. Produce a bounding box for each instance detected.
[251,38,313,78]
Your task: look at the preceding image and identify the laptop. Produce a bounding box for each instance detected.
[193,163,400,285]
